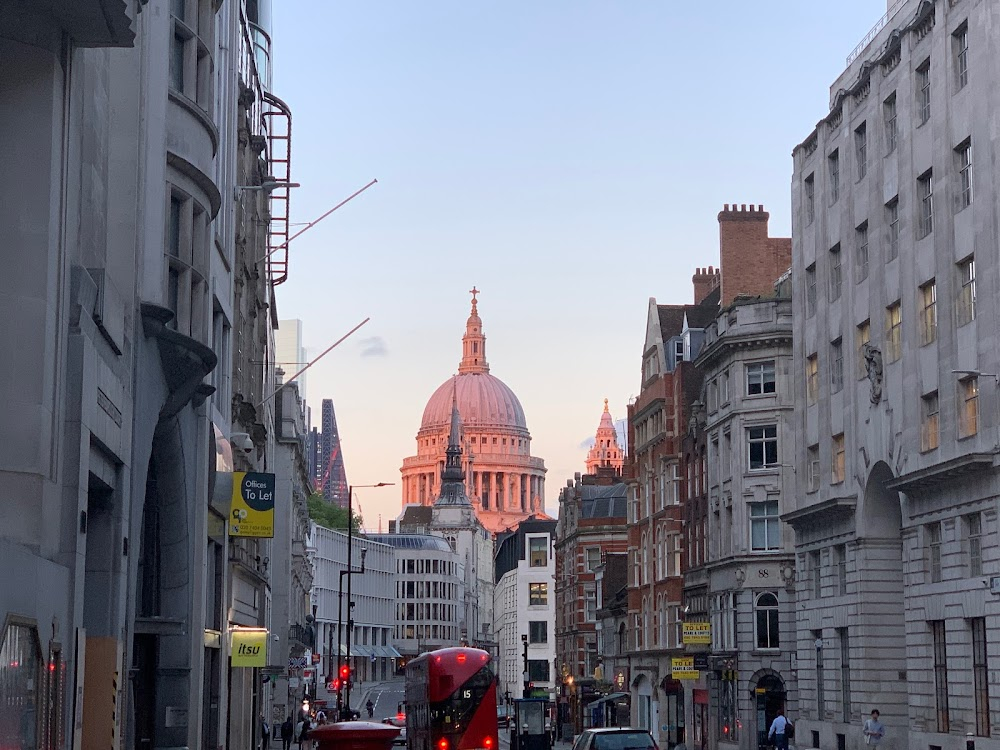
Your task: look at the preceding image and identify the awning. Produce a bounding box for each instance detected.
[351,645,374,657]
[587,692,627,708]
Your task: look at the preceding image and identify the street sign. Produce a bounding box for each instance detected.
[671,657,699,680]
[288,656,308,669]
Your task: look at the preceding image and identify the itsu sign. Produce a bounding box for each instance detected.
[231,629,268,667]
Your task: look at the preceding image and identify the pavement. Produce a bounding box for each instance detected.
[354,679,406,720]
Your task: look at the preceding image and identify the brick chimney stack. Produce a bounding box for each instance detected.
[718,204,791,307]
[692,265,720,305]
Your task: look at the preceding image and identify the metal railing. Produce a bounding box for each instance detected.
[846,0,906,66]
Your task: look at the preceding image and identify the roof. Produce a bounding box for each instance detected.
[656,305,686,339]
[367,533,454,553]
[397,505,433,527]
[685,285,720,329]
[580,482,627,519]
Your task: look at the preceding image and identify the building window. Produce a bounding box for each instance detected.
[839,627,851,722]
[960,377,979,438]
[750,500,780,551]
[830,339,844,394]
[584,586,597,623]
[971,618,989,737]
[674,339,685,364]
[169,0,214,110]
[956,255,976,326]
[811,551,822,597]
[748,425,778,470]
[806,264,817,317]
[815,629,826,716]
[886,197,900,260]
[931,620,950,732]
[831,434,845,484]
[584,547,601,573]
[885,302,902,363]
[921,392,940,452]
[856,320,870,379]
[754,593,779,649]
[828,150,840,203]
[746,361,776,395]
[855,222,869,282]
[529,582,548,606]
[854,122,867,180]
[916,59,931,125]
[805,173,815,225]
[806,354,819,404]
[956,140,973,210]
[919,280,937,345]
[883,92,897,154]
[918,170,934,238]
[927,522,943,583]
[829,244,842,300]
[528,537,547,567]
[966,513,983,577]
[954,24,969,90]
[835,545,848,595]
[527,659,550,682]
[720,369,729,404]
[807,445,820,492]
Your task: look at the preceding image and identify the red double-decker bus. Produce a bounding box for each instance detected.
[405,647,499,750]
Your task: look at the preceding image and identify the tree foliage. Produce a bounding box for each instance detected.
[307,493,363,532]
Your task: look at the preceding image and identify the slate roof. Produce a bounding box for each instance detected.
[580,482,628,519]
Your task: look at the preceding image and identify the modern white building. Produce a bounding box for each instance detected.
[494,519,558,704]
[393,399,498,654]
[789,2,1000,749]
[369,532,464,658]
[310,525,400,689]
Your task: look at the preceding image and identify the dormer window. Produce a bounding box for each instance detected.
[674,339,685,363]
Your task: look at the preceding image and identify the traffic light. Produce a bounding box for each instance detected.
[329,678,340,692]
[339,664,350,682]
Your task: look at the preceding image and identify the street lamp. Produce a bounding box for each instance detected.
[338,482,394,721]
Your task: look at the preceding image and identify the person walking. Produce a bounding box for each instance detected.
[297,716,312,750]
[767,707,791,750]
[366,699,375,718]
[280,717,294,750]
[863,709,885,746]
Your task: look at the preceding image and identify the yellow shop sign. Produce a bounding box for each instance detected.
[231,629,268,667]
[682,622,711,645]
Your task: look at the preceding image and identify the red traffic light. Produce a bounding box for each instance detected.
[339,665,350,680]
[328,679,340,691]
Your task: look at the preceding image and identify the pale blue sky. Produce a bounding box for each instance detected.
[270,1,886,525]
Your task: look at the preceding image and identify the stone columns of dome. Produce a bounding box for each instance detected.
[517,474,525,512]
[496,472,504,511]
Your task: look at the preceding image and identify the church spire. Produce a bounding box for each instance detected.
[586,399,624,475]
[435,380,472,506]
[458,287,490,375]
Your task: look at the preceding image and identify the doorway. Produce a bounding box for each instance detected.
[753,674,785,750]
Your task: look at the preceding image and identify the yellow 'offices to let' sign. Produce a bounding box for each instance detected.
[230,471,276,538]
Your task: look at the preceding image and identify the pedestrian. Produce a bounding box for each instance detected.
[298,716,312,750]
[260,716,270,750]
[767,707,790,750]
[280,716,294,750]
[863,709,885,746]
[367,699,375,718]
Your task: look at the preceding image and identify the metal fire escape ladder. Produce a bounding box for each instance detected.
[263,92,293,286]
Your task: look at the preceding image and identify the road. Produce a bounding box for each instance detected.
[355,679,406,720]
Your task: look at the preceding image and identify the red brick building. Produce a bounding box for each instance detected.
[554,471,628,682]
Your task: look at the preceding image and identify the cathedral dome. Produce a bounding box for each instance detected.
[420,373,527,433]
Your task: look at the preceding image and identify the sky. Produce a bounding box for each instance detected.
[269,1,888,526]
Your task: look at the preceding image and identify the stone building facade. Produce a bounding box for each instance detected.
[788,1,1000,748]
[0,1,296,746]
[689,206,796,750]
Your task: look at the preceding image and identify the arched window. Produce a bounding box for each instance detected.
[754,592,780,649]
